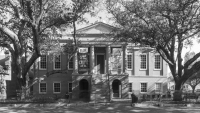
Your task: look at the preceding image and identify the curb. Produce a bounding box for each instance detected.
[0,102,110,108]
[1,102,200,108]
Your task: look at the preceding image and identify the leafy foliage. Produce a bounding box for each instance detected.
[0,0,96,97]
[107,0,200,92]
[185,52,200,93]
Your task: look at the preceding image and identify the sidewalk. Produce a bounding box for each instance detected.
[0,101,111,108]
[1,99,200,109]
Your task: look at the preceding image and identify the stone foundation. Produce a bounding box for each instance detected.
[72,73,128,102]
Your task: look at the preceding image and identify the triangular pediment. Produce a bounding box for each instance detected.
[76,22,116,34]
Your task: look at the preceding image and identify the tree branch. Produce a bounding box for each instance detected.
[23,52,39,78]
[182,60,200,84]
[184,52,200,69]
[17,21,26,47]
[0,24,19,43]
[45,69,68,77]
[8,0,21,18]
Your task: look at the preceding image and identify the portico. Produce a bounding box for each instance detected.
[72,45,127,75]
[70,22,129,101]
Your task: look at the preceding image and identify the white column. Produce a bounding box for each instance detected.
[90,46,95,74]
[148,52,152,76]
[106,45,111,74]
[73,52,78,74]
[122,45,127,74]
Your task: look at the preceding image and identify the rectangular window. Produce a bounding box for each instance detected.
[54,55,61,70]
[127,54,132,70]
[39,83,47,93]
[53,82,61,93]
[68,56,73,70]
[140,54,147,70]
[39,55,47,70]
[68,82,72,93]
[129,83,132,92]
[154,55,161,70]
[155,83,162,93]
[141,83,147,93]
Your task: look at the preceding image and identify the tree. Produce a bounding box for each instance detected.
[184,51,200,93]
[0,0,96,99]
[106,0,200,100]
[186,72,200,93]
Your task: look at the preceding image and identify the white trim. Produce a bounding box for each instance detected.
[68,55,73,70]
[53,82,61,94]
[154,54,162,70]
[140,54,147,70]
[39,55,47,70]
[39,82,47,94]
[155,82,163,93]
[140,82,148,93]
[76,22,116,33]
[127,53,133,70]
[53,54,61,70]
[68,82,72,93]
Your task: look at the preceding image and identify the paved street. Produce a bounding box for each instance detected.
[1,103,200,113]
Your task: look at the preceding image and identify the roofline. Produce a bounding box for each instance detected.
[76,22,117,33]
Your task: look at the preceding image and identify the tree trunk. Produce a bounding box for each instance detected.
[173,81,183,101]
[175,81,182,90]
[192,86,196,94]
[11,52,30,100]
[16,78,26,100]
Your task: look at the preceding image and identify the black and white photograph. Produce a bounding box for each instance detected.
[1,0,200,113]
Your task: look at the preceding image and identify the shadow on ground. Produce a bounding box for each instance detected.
[0,103,200,113]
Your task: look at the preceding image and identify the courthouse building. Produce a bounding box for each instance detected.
[33,22,168,101]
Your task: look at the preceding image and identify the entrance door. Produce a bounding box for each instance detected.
[112,79,121,98]
[96,54,105,74]
[79,79,89,101]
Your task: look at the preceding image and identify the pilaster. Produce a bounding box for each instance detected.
[106,45,111,74]
[148,52,153,76]
[122,45,127,73]
[90,46,95,74]
[73,52,78,74]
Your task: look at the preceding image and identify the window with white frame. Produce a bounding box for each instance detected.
[39,55,47,69]
[39,82,47,93]
[129,83,132,92]
[68,56,73,70]
[140,54,147,70]
[53,82,61,93]
[54,55,61,70]
[68,82,72,93]
[155,83,162,93]
[141,83,147,93]
[154,55,161,70]
[127,53,133,70]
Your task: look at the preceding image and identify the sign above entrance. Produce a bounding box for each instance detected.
[79,48,88,53]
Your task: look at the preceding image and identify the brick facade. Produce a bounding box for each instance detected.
[33,22,168,101]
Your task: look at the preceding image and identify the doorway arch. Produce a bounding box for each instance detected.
[79,79,89,101]
[112,79,121,98]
